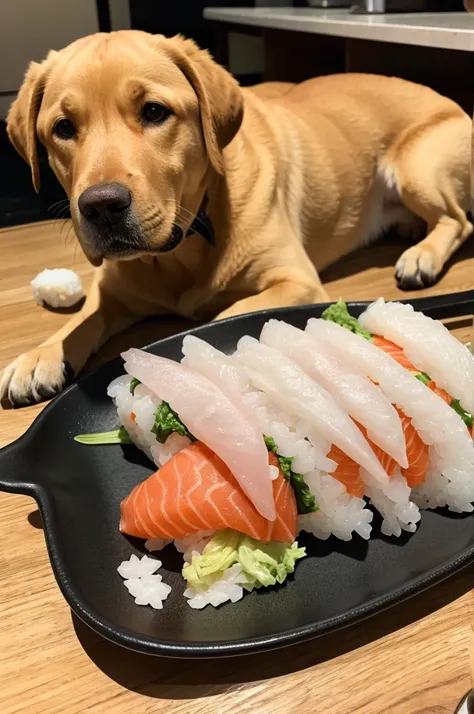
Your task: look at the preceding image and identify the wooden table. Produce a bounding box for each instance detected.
[1,219,474,714]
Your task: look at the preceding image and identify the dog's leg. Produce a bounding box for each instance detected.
[391,114,473,289]
[214,270,329,321]
[395,216,472,289]
[0,270,139,407]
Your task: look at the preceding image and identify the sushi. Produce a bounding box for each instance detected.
[359,298,474,413]
[122,348,275,521]
[75,297,474,609]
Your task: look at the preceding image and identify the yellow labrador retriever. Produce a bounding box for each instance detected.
[2,30,472,406]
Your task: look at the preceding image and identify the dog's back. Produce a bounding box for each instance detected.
[235,74,470,273]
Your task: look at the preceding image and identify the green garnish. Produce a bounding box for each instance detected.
[412,372,473,428]
[264,435,278,453]
[152,402,196,444]
[289,471,318,514]
[183,529,306,592]
[74,426,132,445]
[415,372,431,385]
[264,435,317,514]
[450,399,473,429]
[322,299,372,341]
[130,378,141,395]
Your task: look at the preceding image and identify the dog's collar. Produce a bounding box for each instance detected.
[160,195,215,253]
[186,194,215,245]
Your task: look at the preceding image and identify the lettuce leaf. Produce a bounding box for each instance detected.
[414,372,431,385]
[182,529,306,592]
[450,398,473,429]
[152,402,196,444]
[322,299,372,341]
[130,377,141,395]
[264,436,317,514]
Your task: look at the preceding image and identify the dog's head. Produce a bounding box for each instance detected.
[7,31,243,265]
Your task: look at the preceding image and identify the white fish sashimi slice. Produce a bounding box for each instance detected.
[359,298,474,414]
[235,339,389,486]
[182,336,250,395]
[181,336,260,434]
[122,348,275,521]
[261,320,408,468]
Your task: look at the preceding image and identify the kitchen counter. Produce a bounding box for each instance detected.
[204,8,474,51]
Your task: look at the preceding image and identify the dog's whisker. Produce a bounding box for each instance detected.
[55,218,70,241]
[54,206,71,221]
[161,199,198,221]
[60,219,73,237]
[48,198,70,213]
[65,224,76,247]
[159,199,210,234]
[73,241,81,262]
[173,216,188,229]
[51,205,70,220]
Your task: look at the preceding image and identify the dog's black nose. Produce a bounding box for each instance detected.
[78,183,132,225]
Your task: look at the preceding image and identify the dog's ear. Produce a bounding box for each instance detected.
[7,52,57,192]
[163,35,244,174]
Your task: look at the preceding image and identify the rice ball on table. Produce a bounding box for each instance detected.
[31,269,84,308]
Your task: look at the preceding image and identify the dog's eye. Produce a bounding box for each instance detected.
[53,119,76,140]
[141,103,171,124]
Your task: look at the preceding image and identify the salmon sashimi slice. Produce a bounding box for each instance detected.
[327,444,365,498]
[372,335,417,371]
[399,411,429,487]
[373,336,452,406]
[120,442,297,543]
[329,409,429,495]
[425,380,452,405]
[329,424,397,498]
[353,421,396,477]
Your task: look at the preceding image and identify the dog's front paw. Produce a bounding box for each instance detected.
[395,244,442,290]
[0,344,74,408]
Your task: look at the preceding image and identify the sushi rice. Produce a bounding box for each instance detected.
[107,376,192,467]
[82,298,474,610]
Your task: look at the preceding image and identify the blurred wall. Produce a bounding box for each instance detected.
[0,0,131,120]
[228,33,264,76]
[109,0,132,31]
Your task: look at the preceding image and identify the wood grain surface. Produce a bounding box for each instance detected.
[1,220,474,714]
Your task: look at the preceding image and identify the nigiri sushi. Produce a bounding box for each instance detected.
[359,298,474,413]
[107,375,192,468]
[121,348,275,521]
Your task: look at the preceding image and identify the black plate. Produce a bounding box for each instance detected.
[1,292,474,658]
